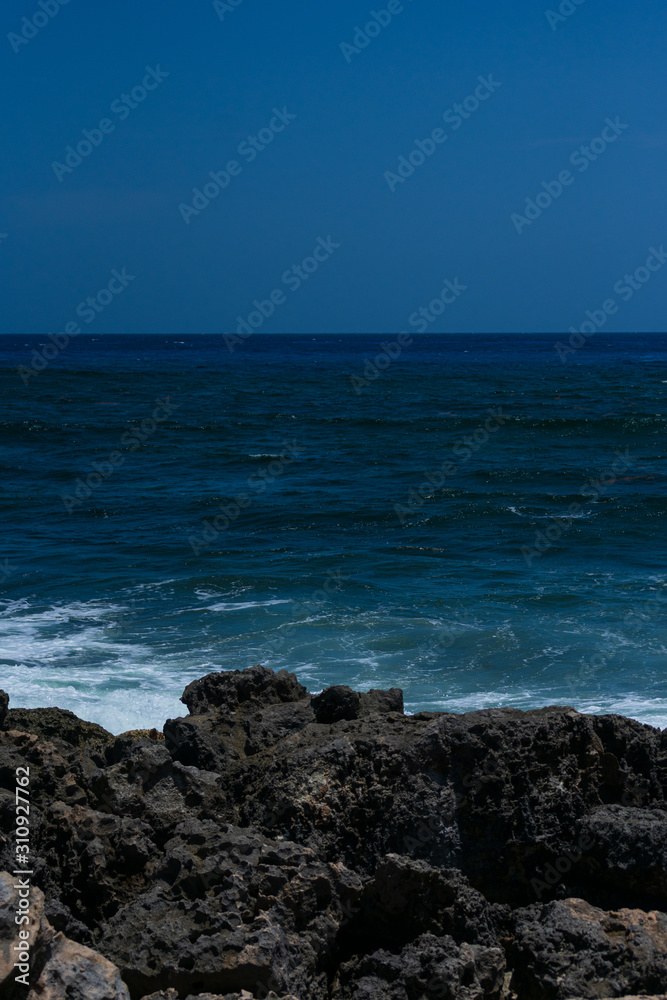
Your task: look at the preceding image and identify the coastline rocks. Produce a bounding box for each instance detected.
[333,933,506,999]
[0,871,43,989]
[1,666,666,999]
[310,685,404,724]
[181,665,308,717]
[578,804,667,901]
[2,705,113,753]
[27,931,131,1000]
[511,897,667,999]
[0,871,129,1000]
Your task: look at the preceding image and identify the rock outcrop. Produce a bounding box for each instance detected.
[0,667,665,999]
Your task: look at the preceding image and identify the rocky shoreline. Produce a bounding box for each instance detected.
[1,666,666,999]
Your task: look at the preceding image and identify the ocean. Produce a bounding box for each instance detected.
[1,333,665,733]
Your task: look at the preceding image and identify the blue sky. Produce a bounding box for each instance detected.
[1,0,666,333]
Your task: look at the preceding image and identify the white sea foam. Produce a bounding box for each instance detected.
[1,598,665,734]
[206,599,292,611]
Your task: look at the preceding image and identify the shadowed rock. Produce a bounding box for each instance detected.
[311,686,361,723]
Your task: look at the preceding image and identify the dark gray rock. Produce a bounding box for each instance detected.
[578,804,667,905]
[510,897,667,999]
[311,685,361,723]
[181,664,307,716]
[359,687,404,717]
[0,666,665,1000]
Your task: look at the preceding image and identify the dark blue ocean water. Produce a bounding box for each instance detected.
[1,334,666,733]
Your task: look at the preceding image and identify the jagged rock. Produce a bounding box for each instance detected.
[180,665,307,717]
[311,686,361,724]
[27,929,130,1000]
[578,804,667,903]
[0,667,666,999]
[0,692,8,729]
[89,740,226,838]
[359,687,404,717]
[97,819,357,998]
[1,870,128,1000]
[2,705,112,751]
[35,801,156,927]
[44,898,95,947]
[511,897,667,999]
[310,685,403,724]
[333,932,505,999]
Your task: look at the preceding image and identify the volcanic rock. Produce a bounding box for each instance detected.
[0,667,665,999]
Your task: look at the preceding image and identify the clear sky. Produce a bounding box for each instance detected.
[2,0,666,333]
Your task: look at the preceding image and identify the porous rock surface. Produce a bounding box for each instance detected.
[0,669,666,999]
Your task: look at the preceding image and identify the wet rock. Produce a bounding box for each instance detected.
[0,691,8,729]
